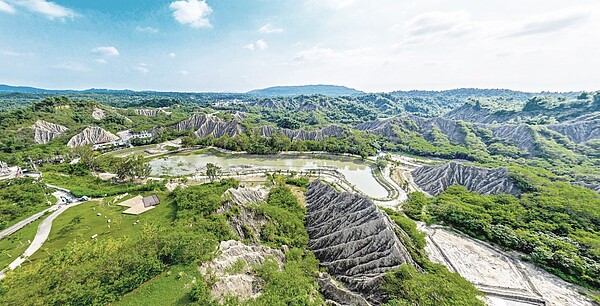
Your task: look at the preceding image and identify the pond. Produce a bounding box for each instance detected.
[149,152,388,198]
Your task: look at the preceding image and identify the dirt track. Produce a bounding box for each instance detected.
[420,225,596,306]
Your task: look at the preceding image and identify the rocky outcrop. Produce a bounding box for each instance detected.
[67,127,119,148]
[409,116,466,143]
[355,116,466,143]
[136,109,164,116]
[354,118,398,137]
[572,182,600,193]
[547,119,600,144]
[305,180,418,304]
[199,240,285,302]
[258,125,346,141]
[92,108,107,120]
[488,124,537,154]
[444,104,522,124]
[173,114,243,138]
[355,116,547,156]
[412,162,520,196]
[223,187,268,206]
[31,120,68,144]
[219,187,269,242]
[318,273,371,306]
[174,113,346,141]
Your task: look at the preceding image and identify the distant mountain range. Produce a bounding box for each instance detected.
[0,83,587,99]
[0,84,134,94]
[246,85,364,97]
[0,84,364,97]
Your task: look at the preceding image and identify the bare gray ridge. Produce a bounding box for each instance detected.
[305,180,418,305]
[172,113,345,141]
[412,161,521,196]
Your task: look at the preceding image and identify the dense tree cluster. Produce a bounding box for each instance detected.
[0,178,51,230]
[184,129,380,158]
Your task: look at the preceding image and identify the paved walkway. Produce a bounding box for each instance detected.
[0,189,80,280]
[0,207,56,241]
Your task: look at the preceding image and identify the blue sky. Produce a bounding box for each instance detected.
[0,0,599,92]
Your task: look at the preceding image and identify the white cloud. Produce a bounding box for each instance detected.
[311,0,355,10]
[0,0,15,14]
[92,46,120,57]
[94,58,107,64]
[399,11,476,45]
[178,70,188,76]
[504,7,589,38]
[2,50,27,56]
[136,26,159,33]
[14,0,76,20]
[134,63,149,74]
[244,39,269,51]
[255,39,268,50]
[294,46,337,61]
[259,23,283,34]
[169,52,176,58]
[293,45,372,62]
[53,62,89,72]
[169,0,212,29]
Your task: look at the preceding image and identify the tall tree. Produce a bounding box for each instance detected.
[205,163,221,182]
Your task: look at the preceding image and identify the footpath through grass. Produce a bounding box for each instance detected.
[0,217,44,270]
[28,191,172,263]
[113,264,200,306]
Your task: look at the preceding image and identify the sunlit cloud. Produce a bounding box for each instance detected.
[92,46,120,57]
[169,0,212,28]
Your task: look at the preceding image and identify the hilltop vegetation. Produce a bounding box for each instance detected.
[0,89,599,303]
[0,178,52,230]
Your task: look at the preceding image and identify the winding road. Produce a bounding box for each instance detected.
[0,188,80,280]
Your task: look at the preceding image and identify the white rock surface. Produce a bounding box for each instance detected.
[92,108,107,120]
[67,127,119,148]
[31,120,68,144]
[199,240,284,302]
[136,109,165,116]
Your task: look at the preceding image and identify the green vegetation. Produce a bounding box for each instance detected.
[382,209,484,305]
[0,180,239,305]
[1,90,600,304]
[114,154,152,181]
[0,96,189,165]
[404,176,600,290]
[41,162,163,198]
[259,185,309,248]
[185,129,380,158]
[28,195,170,262]
[115,265,201,306]
[246,249,323,306]
[0,217,44,269]
[205,162,221,182]
[0,178,52,230]
[383,264,484,306]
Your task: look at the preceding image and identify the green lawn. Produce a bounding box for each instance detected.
[113,264,200,306]
[41,169,163,197]
[0,217,44,270]
[0,203,52,233]
[28,191,173,263]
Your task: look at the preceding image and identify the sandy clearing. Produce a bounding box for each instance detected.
[420,225,596,306]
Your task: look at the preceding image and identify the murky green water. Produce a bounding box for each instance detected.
[149,152,388,198]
